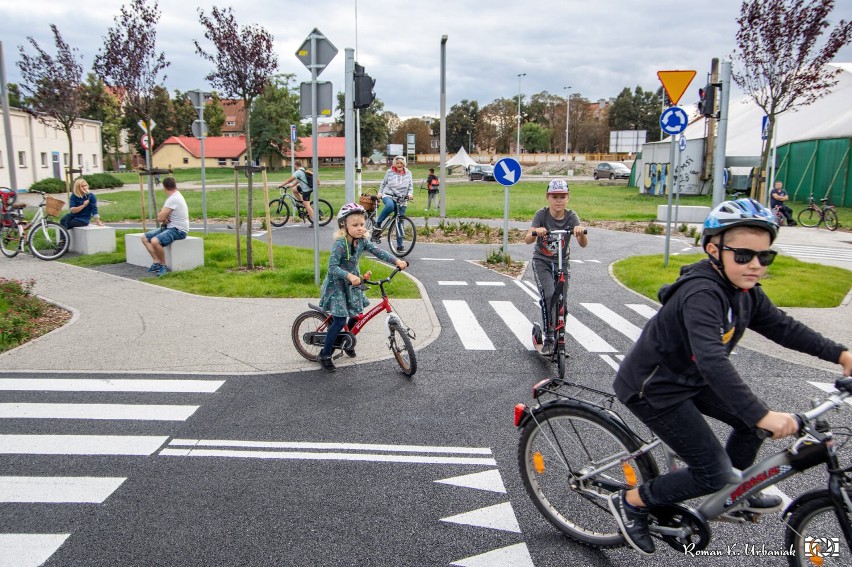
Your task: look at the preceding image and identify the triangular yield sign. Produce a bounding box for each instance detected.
[657,70,696,105]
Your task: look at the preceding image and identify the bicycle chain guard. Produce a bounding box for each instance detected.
[650,503,711,551]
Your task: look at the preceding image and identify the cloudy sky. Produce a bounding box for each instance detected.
[2,0,852,119]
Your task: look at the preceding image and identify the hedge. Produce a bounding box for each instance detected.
[27,173,124,194]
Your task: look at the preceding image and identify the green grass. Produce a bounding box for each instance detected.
[60,230,419,300]
[613,253,852,308]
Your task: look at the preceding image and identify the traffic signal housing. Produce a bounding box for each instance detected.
[354,63,376,109]
[698,83,717,118]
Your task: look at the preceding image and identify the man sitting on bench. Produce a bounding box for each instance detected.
[141,177,189,277]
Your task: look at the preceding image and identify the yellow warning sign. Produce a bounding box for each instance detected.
[657,70,696,105]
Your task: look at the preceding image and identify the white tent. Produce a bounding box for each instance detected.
[445,146,478,170]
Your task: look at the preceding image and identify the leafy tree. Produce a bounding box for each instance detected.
[16,24,85,187]
[195,6,278,269]
[520,122,552,153]
[6,84,22,108]
[478,97,518,153]
[445,99,479,152]
[334,92,389,157]
[527,91,565,150]
[390,117,432,154]
[94,0,170,208]
[172,90,198,138]
[249,74,303,169]
[80,74,124,170]
[733,0,852,202]
[204,92,226,137]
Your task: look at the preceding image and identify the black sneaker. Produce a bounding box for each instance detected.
[540,337,555,357]
[608,490,655,555]
[318,355,336,372]
[344,348,356,358]
[741,492,783,513]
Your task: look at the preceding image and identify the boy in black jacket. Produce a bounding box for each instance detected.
[609,199,852,555]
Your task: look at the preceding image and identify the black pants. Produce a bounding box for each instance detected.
[531,258,569,336]
[60,215,88,229]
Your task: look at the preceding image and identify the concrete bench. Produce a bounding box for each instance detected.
[657,205,711,224]
[125,233,204,272]
[69,225,117,255]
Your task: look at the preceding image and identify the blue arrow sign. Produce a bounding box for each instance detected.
[761,115,769,141]
[660,106,688,136]
[679,134,687,152]
[494,157,522,186]
[291,125,297,142]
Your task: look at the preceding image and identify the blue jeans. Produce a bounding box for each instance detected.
[375,197,407,248]
[144,226,187,247]
[320,316,358,358]
[624,388,764,508]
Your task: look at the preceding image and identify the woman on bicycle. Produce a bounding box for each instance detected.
[524,179,588,356]
[372,155,413,252]
[317,203,409,372]
[609,198,852,555]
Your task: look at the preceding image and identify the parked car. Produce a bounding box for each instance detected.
[469,164,495,181]
[593,162,631,180]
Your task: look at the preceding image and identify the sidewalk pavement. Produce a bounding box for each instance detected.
[0,220,848,376]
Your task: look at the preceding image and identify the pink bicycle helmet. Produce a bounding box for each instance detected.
[337,202,367,227]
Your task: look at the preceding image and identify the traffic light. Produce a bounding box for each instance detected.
[354,63,376,110]
[698,83,717,118]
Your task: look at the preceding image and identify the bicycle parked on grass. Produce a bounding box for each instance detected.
[363,194,416,258]
[268,187,334,227]
[514,376,852,565]
[291,267,417,376]
[1,189,70,261]
[798,195,839,231]
[531,229,586,381]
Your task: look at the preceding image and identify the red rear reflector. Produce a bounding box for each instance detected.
[532,378,551,398]
[514,404,527,426]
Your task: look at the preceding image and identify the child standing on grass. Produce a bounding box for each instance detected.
[524,179,588,356]
[317,203,408,372]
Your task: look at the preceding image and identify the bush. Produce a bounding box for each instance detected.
[0,278,44,352]
[644,223,664,235]
[28,178,67,194]
[82,173,124,189]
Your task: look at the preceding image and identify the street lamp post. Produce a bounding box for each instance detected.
[517,73,526,164]
[563,86,571,161]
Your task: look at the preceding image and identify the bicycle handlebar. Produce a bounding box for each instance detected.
[361,266,402,287]
[755,376,852,439]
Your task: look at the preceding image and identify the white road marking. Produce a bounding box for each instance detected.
[0,435,169,455]
[0,403,199,421]
[625,304,658,319]
[442,300,495,350]
[522,280,538,293]
[476,281,505,286]
[451,543,535,567]
[599,355,621,371]
[490,301,535,350]
[0,476,126,503]
[581,303,643,341]
[514,280,540,302]
[159,448,496,466]
[440,502,520,533]
[435,470,506,494]
[0,378,224,392]
[565,315,617,353]
[569,259,583,263]
[438,281,468,286]
[420,257,455,261]
[587,259,602,263]
[167,439,493,454]
[0,534,69,567]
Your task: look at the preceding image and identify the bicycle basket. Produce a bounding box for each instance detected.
[44,196,64,217]
[359,193,377,211]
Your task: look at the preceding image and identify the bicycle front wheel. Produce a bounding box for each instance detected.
[1,221,21,258]
[797,208,820,227]
[389,321,416,377]
[518,404,658,547]
[269,199,291,227]
[291,310,330,362]
[823,209,839,231]
[315,199,334,227]
[556,342,568,380]
[27,221,69,260]
[387,215,416,257]
[784,491,851,567]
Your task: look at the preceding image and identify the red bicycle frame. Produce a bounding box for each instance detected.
[346,294,393,335]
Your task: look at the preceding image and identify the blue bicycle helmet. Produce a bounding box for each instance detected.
[702,198,778,249]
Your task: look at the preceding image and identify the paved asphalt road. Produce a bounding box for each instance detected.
[2,224,851,566]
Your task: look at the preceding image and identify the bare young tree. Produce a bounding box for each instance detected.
[732,0,852,201]
[93,0,169,209]
[195,6,278,269]
[17,25,85,197]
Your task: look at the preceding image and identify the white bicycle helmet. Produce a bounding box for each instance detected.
[702,198,778,249]
[337,202,366,227]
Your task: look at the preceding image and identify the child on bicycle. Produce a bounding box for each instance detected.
[317,203,409,372]
[609,198,852,555]
[279,160,314,225]
[524,179,588,356]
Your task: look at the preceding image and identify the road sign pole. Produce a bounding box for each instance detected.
[712,60,732,206]
[311,32,320,287]
[503,186,510,254]
[664,134,676,267]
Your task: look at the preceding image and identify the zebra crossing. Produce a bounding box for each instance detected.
[775,243,852,265]
[0,377,224,567]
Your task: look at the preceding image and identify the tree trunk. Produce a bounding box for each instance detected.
[244,98,253,269]
[65,128,74,205]
[757,115,776,205]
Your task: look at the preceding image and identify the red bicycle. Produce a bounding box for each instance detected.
[291,268,417,376]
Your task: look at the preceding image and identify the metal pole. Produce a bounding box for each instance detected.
[767,120,779,207]
[712,61,732,207]
[344,48,355,202]
[439,35,447,218]
[0,42,18,190]
[311,32,320,286]
[563,86,571,160]
[290,125,295,177]
[516,73,525,164]
[193,91,208,235]
[664,134,676,267]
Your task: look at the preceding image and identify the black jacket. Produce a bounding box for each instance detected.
[613,259,846,426]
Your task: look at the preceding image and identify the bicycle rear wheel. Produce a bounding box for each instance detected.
[27,221,69,260]
[823,209,839,231]
[797,208,820,227]
[784,491,851,567]
[291,310,330,362]
[388,321,416,377]
[1,221,21,258]
[387,215,416,257]
[518,404,658,547]
[269,199,291,227]
[315,199,334,227]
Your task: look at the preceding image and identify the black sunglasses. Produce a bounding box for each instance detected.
[721,246,777,266]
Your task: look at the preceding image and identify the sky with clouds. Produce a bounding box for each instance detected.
[2,0,851,119]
